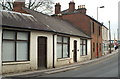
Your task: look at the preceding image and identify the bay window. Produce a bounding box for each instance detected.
[57,36,69,58]
[2,30,30,62]
[80,39,87,56]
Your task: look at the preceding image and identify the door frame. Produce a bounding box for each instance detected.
[37,36,47,69]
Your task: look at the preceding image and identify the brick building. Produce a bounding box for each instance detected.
[53,1,103,59]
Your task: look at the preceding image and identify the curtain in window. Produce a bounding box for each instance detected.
[80,39,87,56]
[2,41,15,61]
[2,30,29,62]
[57,36,69,58]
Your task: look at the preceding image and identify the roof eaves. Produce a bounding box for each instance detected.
[1,25,91,39]
[86,15,103,26]
[102,25,109,30]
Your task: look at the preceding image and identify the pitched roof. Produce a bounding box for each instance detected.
[53,9,105,26]
[1,10,52,31]
[24,8,90,38]
[1,9,90,38]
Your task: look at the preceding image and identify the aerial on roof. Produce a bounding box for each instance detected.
[0,9,90,38]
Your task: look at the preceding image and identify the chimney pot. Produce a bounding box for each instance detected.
[55,2,61,14]
[13,0,27,14]
[77,5,87,14]
[69,1,75,12]
[80,5,82,8]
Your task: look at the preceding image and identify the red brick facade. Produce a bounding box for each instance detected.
[54,2,103,59]
[90,20,102,58]
[13,1,28,14]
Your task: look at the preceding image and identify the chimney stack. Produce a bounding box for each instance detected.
[77,5,87,14]
[69,0,75,12]
[55,3,61,14]
[13,0,27,13]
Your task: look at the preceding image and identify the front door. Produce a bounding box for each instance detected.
[38,37,47,69]
[74,40,77,62]
[96,43,99,58]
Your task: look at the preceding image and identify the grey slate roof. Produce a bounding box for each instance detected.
[1,10,52,31]
[0,9,90,38]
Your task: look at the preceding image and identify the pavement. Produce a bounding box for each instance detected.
[2,48,119,78]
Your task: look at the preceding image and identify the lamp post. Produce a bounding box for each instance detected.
[109,20,111,53]
[96,6,104,58]
[97,6,104,21]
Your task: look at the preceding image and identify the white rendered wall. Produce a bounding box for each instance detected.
[79,39,91,62]
[54,36,80,67]
[30,31,53,69]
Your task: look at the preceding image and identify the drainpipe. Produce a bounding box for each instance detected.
[90,40,92,60]
[0,27,2,75]
[53,34,56,68]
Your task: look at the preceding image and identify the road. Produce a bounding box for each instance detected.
[3,50,119,79]
[41,52,119,77]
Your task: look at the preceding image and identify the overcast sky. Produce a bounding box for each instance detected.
[53,0,119,40]
[0,0,119,40]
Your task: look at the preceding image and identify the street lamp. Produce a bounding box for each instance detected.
[97,6,104,21]
[109,20,111,53]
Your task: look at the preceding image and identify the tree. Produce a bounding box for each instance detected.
[0,0,54,14]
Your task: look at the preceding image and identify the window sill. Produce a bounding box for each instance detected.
[80,55,88,57]
[57,58,71,61]
[2,61,30,66]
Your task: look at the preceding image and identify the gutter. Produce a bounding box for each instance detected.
[1,25,91,39]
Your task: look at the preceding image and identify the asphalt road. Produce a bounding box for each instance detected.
[3,50,119,79]
[41,52,119,77]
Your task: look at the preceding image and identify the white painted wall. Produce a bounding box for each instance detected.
[70,37,80,62]
[2,29,91,73]
[2,62,31,74]
[2,30,53,74]
[54,36,80,67]
[30,31,53,69]
[54,36,91,67]
[102,26,108,41]
[79,39,91,62]
[102,26,109,55]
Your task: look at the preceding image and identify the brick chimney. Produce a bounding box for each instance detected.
[77,5,87,14]
[55,3,61,14]
[69,0,75,12]
[13,0,27,13]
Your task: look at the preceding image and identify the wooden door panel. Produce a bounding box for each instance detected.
[38,37,47,69]
[74,40,77,62]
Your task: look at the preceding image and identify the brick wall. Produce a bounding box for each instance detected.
[61,13,102,59]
